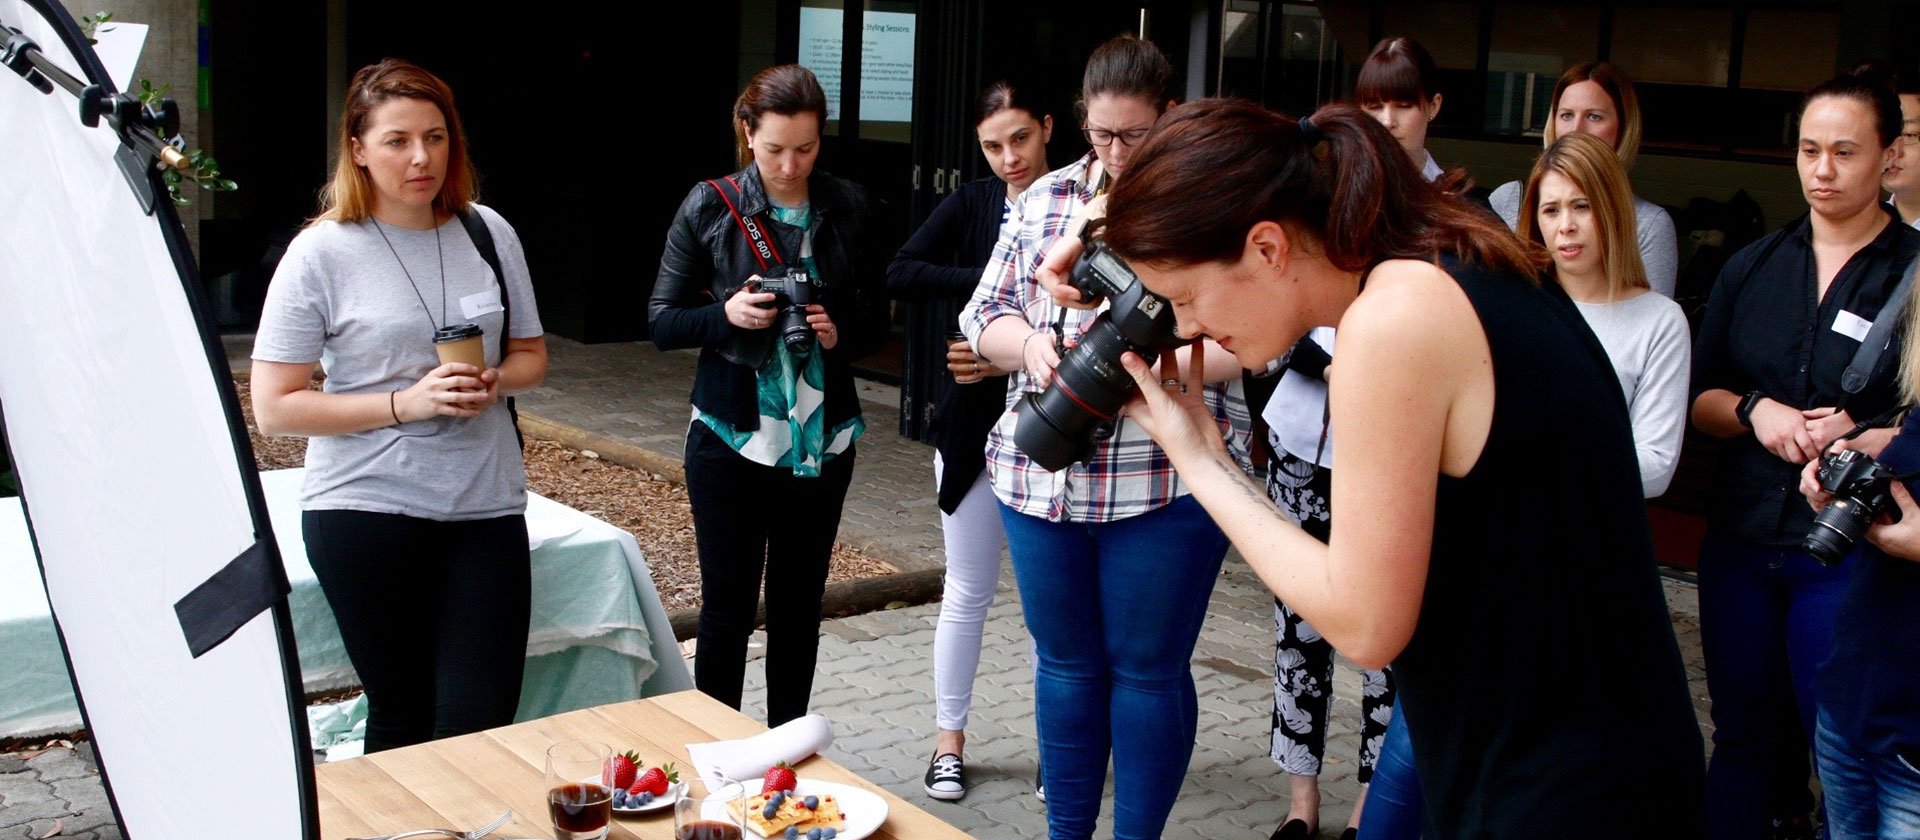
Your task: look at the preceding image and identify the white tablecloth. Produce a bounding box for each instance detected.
[0,468,691,738]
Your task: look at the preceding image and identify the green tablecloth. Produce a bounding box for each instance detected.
[0,468,691,739]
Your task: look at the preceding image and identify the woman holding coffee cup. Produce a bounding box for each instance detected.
[886,79,1051,801]
[650,64,891,728]
[250,58,548,752]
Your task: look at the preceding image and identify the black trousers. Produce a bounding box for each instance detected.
[302,509,531,753]
[684,421,856,726]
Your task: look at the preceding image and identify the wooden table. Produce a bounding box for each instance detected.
[317,690,973,840]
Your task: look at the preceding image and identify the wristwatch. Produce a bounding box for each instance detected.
[1735,390,1765,428]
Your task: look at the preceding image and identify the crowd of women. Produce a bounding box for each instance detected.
[251,29,1920,840]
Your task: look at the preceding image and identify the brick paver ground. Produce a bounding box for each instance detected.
[0,335,1713,838]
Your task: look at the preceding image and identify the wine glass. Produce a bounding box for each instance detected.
[674,776,747,840]
[545,740,612,840]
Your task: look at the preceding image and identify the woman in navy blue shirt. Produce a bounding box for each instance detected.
[1799,318,1920,836]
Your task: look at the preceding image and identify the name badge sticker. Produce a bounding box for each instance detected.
[1832,309,1873,343]
[460,289,505,320]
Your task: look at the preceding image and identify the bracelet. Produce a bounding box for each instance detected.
[390,390,402,426]
[1021,328,1050,366]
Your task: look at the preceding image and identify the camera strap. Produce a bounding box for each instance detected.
[708,176,788,274]
[454,206,522,451]
[1839,256,1918,400]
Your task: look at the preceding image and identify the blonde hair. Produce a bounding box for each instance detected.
[1518,131,1648,299]
[313,59,476,225]
[1900,260,1920,404]
[1544,61,1643,171]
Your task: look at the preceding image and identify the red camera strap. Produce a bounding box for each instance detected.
[708,176,787,273]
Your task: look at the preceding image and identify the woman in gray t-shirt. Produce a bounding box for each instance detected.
[250,59,547,753]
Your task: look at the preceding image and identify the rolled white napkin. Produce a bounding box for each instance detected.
[686,714,835,788]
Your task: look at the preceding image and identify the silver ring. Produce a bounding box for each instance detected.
[1160,378,1186,393]
[973,362,981,374]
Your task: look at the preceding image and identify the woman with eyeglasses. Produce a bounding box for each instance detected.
[958,34,1251,840]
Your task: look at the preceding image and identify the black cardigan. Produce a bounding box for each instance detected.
[887,176,1011,514]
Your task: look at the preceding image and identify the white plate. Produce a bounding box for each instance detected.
[605,778,682,814]
[740,779,888,840]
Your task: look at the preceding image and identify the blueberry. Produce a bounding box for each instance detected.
[785,829,799,840]
[770,790,785,807]
[824,830,837,839]
[763,801,780,819]
[639,791,653,805]
[807,830,823,840]
[613,790,626,807]
[803,795,819,810]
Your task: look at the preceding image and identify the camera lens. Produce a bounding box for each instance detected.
[1803,497,1873,567]
[779,306,814,353]
[1014,315,1161,472]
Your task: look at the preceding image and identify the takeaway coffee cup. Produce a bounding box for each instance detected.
[433,323,486,371]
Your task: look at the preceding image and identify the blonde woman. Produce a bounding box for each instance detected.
[1520,131,1690,497]
[251,59,549,752]
[1488,61,1679,298]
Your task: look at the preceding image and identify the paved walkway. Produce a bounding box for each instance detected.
[0,335,1713,839]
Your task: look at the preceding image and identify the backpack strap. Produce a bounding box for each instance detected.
[455,205,523,450]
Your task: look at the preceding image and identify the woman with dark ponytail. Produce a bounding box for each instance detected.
[1046,98,1705,836]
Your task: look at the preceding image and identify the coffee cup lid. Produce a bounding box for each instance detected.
[433,323,483,342]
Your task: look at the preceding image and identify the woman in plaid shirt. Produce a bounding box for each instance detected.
[958,35,1251,840]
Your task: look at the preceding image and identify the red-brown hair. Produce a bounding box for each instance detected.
[1355,37,1438,107]
[1546,61,1643,169]
[1104,98,1545,280]
[314,59,476,224]
[733,65,829,167]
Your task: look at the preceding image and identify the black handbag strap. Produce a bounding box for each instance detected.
[708,176,788,274]
[454,206,523,450]
[1840,256,1919,398]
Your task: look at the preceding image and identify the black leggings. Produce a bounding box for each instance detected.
[302,509,531,753]
[684,421,856,727]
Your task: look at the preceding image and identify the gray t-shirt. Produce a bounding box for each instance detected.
[1571,291,1692,498]
[252,204,544,520]
[1490,180,1679,298]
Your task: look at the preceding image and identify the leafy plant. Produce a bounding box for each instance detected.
[81,14,236,206]
[78,11,111,43]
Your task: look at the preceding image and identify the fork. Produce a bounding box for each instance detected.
[346,809,513,840]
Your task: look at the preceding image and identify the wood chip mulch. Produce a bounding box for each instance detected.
[232,377,895,613]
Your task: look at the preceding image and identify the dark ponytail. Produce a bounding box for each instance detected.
[1105,98,1544,279]
[1805,70,1902,148]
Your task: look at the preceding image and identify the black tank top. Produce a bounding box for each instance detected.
[1395,259,1705,837]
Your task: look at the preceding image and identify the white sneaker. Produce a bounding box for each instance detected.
[924,753,965,801]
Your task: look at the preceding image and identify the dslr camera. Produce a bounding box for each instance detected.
[749,268,820,354]
[1804,448,1903,566]
[1013,238,1189,472]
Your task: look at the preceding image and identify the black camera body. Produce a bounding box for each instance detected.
[1013,239,1189,472]
[749,269,819,354]
[1804,448,1901,566]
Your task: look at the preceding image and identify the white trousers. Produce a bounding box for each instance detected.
[932,451,1013,732]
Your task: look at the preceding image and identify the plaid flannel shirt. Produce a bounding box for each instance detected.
[959,152,1252,524]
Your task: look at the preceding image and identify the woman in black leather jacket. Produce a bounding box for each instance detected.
[648,64,889,726]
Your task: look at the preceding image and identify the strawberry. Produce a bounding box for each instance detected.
[632,762,678,797]
[761,761,798,794]
[609,751,642,790]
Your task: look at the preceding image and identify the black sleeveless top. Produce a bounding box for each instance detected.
[1394,259,1705,837]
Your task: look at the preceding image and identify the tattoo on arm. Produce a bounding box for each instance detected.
[1214,457,1292,526]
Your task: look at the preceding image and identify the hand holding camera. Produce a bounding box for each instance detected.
[1035,232,1101,311]
[725,284,779,329]
[728,270,827,353]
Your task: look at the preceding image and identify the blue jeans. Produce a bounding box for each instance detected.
[1816,710,1920,839]
[1000,495,1229,840]
[1699,531,1853,839]
[1357,706,1422,840]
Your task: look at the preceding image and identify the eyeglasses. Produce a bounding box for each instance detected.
[1081,126,1152,147]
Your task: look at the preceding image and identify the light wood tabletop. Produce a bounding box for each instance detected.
[316,690,974,840]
